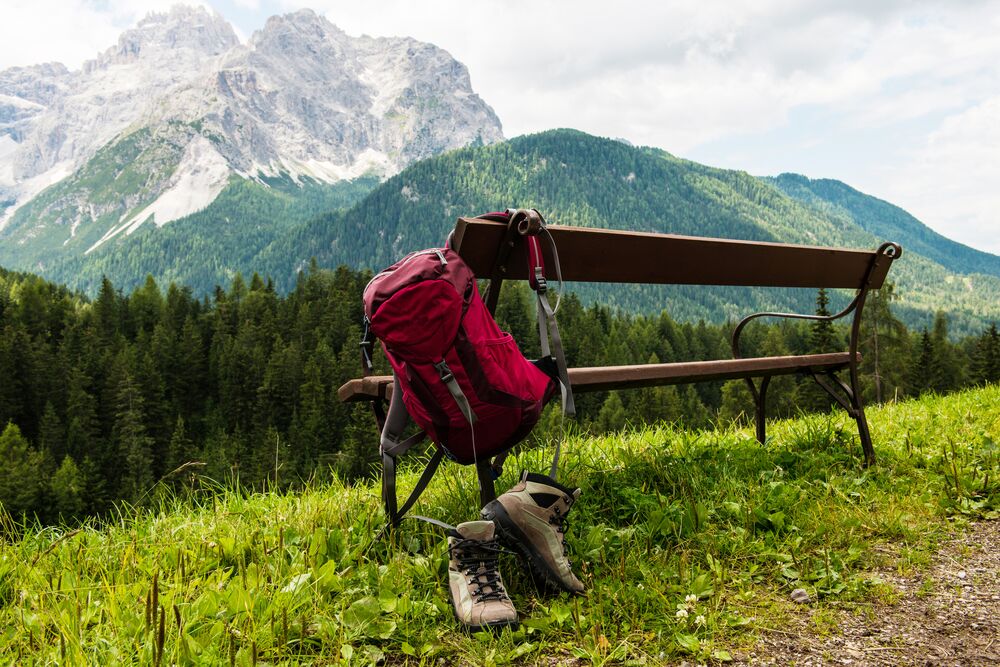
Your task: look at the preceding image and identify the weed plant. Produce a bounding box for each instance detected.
[2,386,998,665]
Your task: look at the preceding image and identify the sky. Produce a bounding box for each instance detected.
[2,0,999,254]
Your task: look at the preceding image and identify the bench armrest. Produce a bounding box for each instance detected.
[731,298,861,359]
[732,242,901,360]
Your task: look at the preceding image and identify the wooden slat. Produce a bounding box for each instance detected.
[452,219,893,290]
[337,353,854,402]
[568,353,853,391]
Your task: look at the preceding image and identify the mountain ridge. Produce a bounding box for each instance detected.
[770,173,1000,279]
[0,5,502,266]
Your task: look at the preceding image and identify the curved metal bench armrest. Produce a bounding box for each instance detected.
[731,242,902,359]
[731,294,863,359]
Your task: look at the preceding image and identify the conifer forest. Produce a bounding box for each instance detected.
[2,264,998,526]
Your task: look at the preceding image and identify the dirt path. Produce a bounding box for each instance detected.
[736,521,1000,666]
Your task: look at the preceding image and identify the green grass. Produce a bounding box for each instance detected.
[3,386,999,665]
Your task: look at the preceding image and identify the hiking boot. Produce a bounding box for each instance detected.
[481,471,585,594]
[447,520,519,632]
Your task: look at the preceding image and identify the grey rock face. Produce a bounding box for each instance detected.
[0,5,503,240]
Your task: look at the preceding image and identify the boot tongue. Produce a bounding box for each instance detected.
[456,520,496,542]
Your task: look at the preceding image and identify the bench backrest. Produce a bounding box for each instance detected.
[451,218,895,290]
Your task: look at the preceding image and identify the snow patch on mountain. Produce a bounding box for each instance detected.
[87,136,230,253]
[0,159,73,232]
[248,147,392,184]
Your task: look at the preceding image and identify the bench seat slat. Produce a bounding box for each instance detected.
[337,352,854,402]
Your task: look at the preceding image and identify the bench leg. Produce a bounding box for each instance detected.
[848,367,876,467]
[810,370,876,467]
[855,407,875,468]
[751,376,771,445]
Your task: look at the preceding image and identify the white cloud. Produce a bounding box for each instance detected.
[2,0,999,253]
[883,97,1000,254]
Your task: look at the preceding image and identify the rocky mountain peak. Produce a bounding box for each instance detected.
[86,4,239,71]
[1,4,503,251]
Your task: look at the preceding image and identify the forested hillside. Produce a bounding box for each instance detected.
[6,130,1000,334]
[248,130,1000,333]
[1,265,998,524]
[3,175,378,296]
[771,173,1000,278]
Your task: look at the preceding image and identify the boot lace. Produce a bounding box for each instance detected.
[450,538,512,602]
[549,505,573,564]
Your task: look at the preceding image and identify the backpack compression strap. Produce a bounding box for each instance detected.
[523,222,575,421]
[515,209,575,480]
[380,374,440,527]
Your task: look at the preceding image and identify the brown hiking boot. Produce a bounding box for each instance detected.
[447,520,519,632]
[481,471,585,594]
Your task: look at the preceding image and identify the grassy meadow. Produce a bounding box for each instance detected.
[2,385,999,665]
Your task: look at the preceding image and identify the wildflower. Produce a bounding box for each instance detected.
[685,594,698,604]
[675,608,689,620]
[695,614,706,625]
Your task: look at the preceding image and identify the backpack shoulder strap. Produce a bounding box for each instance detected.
[380,374,437,527]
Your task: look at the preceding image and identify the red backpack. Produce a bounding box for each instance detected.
[361,209,573,527]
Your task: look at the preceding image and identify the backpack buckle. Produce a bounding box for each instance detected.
[533,267,547,293]
[360,316,374,373]
[433,360,454,384]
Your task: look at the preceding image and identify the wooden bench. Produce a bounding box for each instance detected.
[339,214,902,504]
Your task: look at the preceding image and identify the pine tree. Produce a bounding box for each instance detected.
[495,282,536,357]
[719,380,754,424]
[931,311,962,392]
[909,329,943,395]
[760,327,798,417]
[65,367,100,462]
[165,416,196,476]
[971,323,1000,385]
[803,288,838,412]
[810,288,836,353]
[50,455,86,521]
[129,275,164,335]
[859,282,909,403]
[630,353,683,425]
[0,422,46,518]
[596,393,628,432]
[94,276,121,344]
[37,400,65,462]
[112,373,154,504]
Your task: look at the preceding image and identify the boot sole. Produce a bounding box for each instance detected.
[447,593,519,633]
[481,501,583,595]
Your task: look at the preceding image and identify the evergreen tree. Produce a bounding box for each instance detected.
[971,323,1000,385]
[596,393,628,432]
[719,380,754,425]
[630,355,683,425]
[65,368,100,462]
[112,373,154,504]
[760,327,799,417]
[94,276,121,344]
[495,283,536,357]
[803,288,838,412]
[37,401,65,462]
[0,423,46,519]
[809,288,836,352]
[859,282,909,403]
[50,455,86,521]
[909,329,943,395]
[931,311,963,392]
[165,416,196,476]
